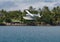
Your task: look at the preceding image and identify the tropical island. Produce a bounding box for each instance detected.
[0,6,60,26]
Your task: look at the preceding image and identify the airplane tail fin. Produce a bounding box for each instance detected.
[38,13,41,17]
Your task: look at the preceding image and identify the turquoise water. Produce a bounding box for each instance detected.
[0,26,60,42]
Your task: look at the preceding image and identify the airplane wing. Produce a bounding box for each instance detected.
[25,10,33,16]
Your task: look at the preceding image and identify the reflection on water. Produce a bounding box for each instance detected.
[0,26,60,42]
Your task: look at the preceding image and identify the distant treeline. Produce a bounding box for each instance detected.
[0,6,60,26]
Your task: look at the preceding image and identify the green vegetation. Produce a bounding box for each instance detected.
[0,6,60,26]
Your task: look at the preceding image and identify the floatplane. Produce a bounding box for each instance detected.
[23,10,42,20]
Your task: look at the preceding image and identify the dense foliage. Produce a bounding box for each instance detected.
[0,6,60,25]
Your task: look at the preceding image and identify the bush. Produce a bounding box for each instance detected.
[5,18,12,23]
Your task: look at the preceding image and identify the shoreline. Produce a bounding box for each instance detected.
[0,23,60,26]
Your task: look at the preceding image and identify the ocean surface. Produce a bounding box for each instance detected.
[0,26,60,42]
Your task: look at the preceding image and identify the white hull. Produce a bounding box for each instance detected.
[23,17,34,20]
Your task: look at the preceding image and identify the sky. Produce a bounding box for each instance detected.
[0,0,60,11]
